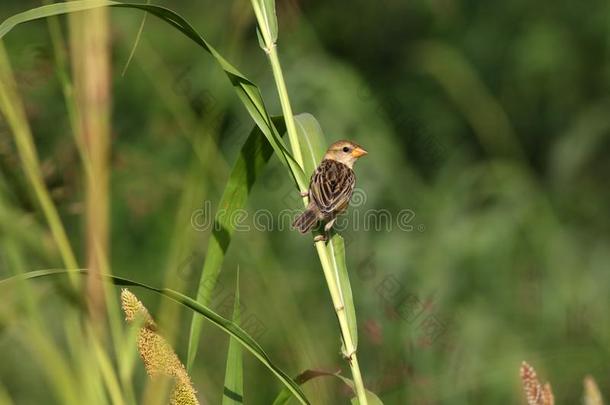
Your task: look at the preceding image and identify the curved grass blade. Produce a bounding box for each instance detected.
[272,370,339,405]
[272,369,383,405]
[222,269,243,405]
[0,269,309,405]
[187,117,285,369]
[0,0,306,371]
[0,0,307,190]
[335,375,383,405]
[120,0,150,77]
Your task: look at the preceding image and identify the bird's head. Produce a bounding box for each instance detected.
[323,140,368,168]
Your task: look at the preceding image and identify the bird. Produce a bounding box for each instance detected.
[292,140,368,242]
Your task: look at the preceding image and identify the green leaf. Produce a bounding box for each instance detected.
[0,0,308,371]
[329,234,358,352]
[222,269,244,405]
[272,370,339,405]
[120,0,150,77]
[272,369,383,405]
[260,0,278,43]
[294,113,326,178]
[187,117,285,369]
[0,1,306,333]
[335,375,384,405]
[0,0,307,191]
[256,26,266,51]
[0,269,310,405]
[349,391,383,405]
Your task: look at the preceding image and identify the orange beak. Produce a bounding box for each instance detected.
[351,146,368,158]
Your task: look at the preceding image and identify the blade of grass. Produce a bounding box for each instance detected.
[0,269,310,405]
[250,2,370,396]
[222,269,244,405]
[120,0,150,76]
[45,11,136,404]
[2,7,307,371]
[68,2,111,324]
[22,328,81,405]
[272,370,339,405]
[250,0,305,178]
[90,327,126,405]
[187,117,286,369]
[133,37,233,397]
[293,113,326,178]
[335,375,383,405]
[0,41,79,276]
[0,238,82,405]
[253,0,370,394]
[0,0,308,375]
[259,0,277,44]
[0,43,97,401]
[0,55,90,403]
[0,0,307,190]
[272,370,382,405]
[1,3,367,402]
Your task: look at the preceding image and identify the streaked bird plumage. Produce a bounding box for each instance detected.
[293,140,367,237]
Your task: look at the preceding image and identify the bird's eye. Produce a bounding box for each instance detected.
[342,146,350,153]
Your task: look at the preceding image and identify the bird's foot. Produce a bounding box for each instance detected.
[342,348,356,362]
[299,190,309,197]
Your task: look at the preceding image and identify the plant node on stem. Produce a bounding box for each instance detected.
[250,1,369,403]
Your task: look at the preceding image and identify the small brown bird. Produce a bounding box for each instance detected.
[292,140,368,241]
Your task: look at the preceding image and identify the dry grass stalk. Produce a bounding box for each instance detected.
[584,375,604,405]
[121,289,199,405]
[520,361,554,405]
[69,6,111,321]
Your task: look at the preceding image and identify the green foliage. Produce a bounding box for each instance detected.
[222,270,244,405]
[271,369,382,405]
[0,269,309,404]
[1,0,609,403]
[187,117,286,370]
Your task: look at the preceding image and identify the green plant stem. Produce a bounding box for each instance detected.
[266,46,305,181]
[315,242,368,405]
[0,42,79,278]
[250,1,305,183]
[249,2,369,402]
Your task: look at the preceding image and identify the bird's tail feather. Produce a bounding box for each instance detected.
[293,208,319,234]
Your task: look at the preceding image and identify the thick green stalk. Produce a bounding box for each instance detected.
[315,242,368,405]
[250,2,369,403]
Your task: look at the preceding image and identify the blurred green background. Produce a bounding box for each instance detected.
[1,0,610,404]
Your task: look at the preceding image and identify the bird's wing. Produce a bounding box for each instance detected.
[309,159,355,215]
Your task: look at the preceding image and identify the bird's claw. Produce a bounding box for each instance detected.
[299,190,309,197]
[342,348,356,362]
